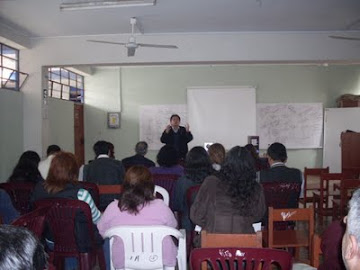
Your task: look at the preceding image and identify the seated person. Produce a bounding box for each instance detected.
[173,146,213,232]
[38,145,61,180]
[207,143,226,171]
[31,151,102,268]
[260,142,302,185]
[149,145,184,177]
[0,189,19,224]
[8,150,43,183]
[0,225,48,270]
[122,141,155,170]
[97,165,177,269]
[83,140,125,209]
[190,146,266,236]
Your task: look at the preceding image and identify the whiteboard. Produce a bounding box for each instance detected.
[323,108,360,173]
[139,104,187,150]
[256,103,323,149]
[187,86,256,150]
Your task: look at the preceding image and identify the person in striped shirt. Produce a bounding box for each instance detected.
[31,151,102,269]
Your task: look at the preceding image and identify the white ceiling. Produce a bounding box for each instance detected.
[1,0,360,40]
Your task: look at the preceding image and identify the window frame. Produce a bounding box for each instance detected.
[0,43,20,91]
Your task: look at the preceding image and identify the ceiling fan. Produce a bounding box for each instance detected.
[329,35,360,41]
[87,17,178,56]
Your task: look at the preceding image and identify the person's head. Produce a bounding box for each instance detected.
[170,114,181,129]
[8,151,41,183]
[19,151,41,167]
[0,225,47,270]
[267,142,287,164]
[342,188,360,269]
[135,141,148,156]
[184,146,212,183]
[218,146,258,214]
[208,143,226,165]
[46,144,61,157]
[44,151,78,194]
[245,144,259,160]
[156,145,179,167]
[118,165,154,214]
[93,140,110,157]
[108,142,115,159]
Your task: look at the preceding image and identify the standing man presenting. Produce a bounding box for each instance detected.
[160,114,193,161]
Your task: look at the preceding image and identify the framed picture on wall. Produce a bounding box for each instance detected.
[108,112,121,128]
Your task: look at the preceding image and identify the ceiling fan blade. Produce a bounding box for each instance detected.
[127,47,136,57]
[137,43,178,49]
[87,40,127,45]
[329,35,360,41]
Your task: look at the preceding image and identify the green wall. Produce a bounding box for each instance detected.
[83,64,360,171]
[0,89,24,181]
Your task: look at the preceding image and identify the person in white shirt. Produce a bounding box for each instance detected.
[38,144,61,180]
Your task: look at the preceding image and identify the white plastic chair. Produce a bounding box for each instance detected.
[104,225,186,270]
[154,185,170,206]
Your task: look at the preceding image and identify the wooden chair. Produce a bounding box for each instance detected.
[342,167,360,179]
[312,173,343,225]
[311,234,321,268]
[300,167,329,208]
[190,247,293,270]
[261,182,301,229]
[332,179,360,220]
[97,184,123,195]
[268,206,314,263]
[0,182,35,214]
[201,230,262,248]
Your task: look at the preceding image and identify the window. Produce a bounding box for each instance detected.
[0,43,19,90]
[48,67,84,103]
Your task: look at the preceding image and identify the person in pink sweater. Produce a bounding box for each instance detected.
[97,165,178,269]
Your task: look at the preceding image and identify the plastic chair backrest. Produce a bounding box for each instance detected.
[77,182,100,207]
[151,173,179,209]
[190,247,293,270]
[104,225,186,270]
[11,206,50,238]
[0,182,35,214]
[201,230,262,248]
[34,198,95,253]
[154,185,170,206]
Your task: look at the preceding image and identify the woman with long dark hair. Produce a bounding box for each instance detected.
[173,146,213,232]
[8,151,42,183]
[190,146,265,234]
[97,165,178,269]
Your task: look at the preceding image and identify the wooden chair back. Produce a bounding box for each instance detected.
[97,184,123,195]
[268,206,314,263]
[201,230,262,248]
[313,172,343,225]
[301,167,329,208]
[342,167,360,179]
[333,179,360,219]
[311,234,322,268]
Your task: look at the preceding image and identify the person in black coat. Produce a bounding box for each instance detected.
[160,114,193,161]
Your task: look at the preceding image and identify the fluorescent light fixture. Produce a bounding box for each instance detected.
[60,0,155,10]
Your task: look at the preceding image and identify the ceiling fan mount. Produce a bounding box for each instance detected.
[87,17,178,57]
